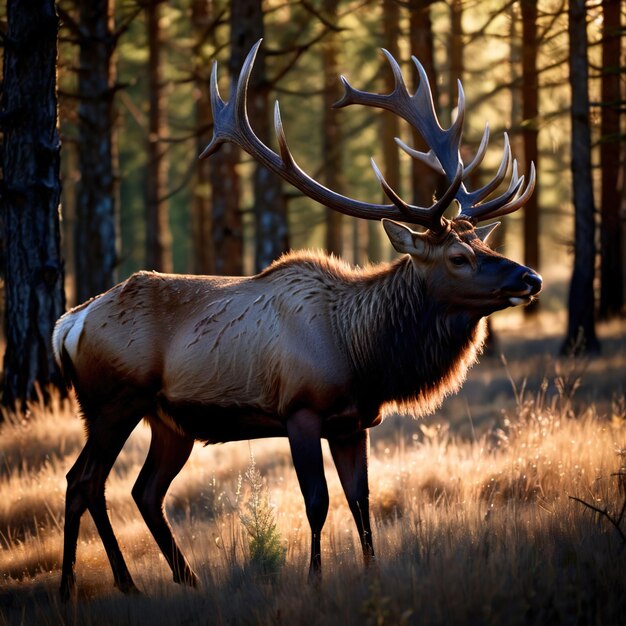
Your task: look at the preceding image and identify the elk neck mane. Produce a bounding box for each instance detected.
[259,249,487,418]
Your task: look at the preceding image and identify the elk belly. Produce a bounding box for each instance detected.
[155,395,287,444]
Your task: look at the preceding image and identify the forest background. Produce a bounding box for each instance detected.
[0,0,625,409]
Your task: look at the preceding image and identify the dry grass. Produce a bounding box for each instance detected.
[1,332,625,625]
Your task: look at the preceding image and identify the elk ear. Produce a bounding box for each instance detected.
[382,219,429,258]
[474,222,500,243]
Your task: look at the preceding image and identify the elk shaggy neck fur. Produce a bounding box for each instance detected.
[260,249,487,418]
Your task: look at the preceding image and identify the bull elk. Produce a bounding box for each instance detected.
[54,41,541,600]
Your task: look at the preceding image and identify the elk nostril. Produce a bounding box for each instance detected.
[522,271,542,294]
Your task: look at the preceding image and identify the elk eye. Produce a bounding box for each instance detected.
[450,255,469,267]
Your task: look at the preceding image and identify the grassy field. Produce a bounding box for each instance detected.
[0,319,625,625]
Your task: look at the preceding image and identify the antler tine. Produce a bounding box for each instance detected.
[394,137,445,175]
[460,160,535,222]
[461,133,511,207]
[198,61,228,159]
[462,123,489,180]
[468,162,536,221]
[333,48,411,111]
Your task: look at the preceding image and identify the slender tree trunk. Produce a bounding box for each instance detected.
[75,0,118,302]
[191,0,214,275]
[211,143,242,275]
[599,0,623,318]
[322,0,343,256]
[521,0,540,315]
[229,0,287,272]
[408,0,441,207]
[211,1,248,276]
[374,0,401,262]
[145,0,172,272]
[1,0,65,410]
[448,0,463,126]
[562,0,600,355]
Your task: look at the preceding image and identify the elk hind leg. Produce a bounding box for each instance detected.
[329,430,375,566]
[61,415,140,600]
[287,409,329,580]
[132,418,197,586]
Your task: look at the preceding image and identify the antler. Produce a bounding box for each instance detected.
[200,40,534,231]
[200,40,462,233]
[334,50,535,223]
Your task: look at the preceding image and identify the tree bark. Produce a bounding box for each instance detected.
[1,0,66,410]
[374,0,401,262]
[191,0,214,275]
[521,0,540,315]
[231,0,289,272]
[322,0,344,256]
[562,0,600,355]
[408,0,441,208]
[145,0,172,272]
[75,0,119,302]
[599,0,623,318]
[448,0,463,126]
[211,1,250,276]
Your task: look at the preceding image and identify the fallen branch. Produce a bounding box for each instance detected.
[569,494,626,545]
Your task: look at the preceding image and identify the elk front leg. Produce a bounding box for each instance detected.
[329,429,374,566]
[287,409,329,580]
[132,419,197,587]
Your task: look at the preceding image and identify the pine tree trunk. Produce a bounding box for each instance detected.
[145,0,172,272]
[521,0,540,315]
[322,0,344,256]
[375,0,401,262]
[1,0,65,410]
[211,140,242,275]
[230,0,288,272]
[408,0,441,207]
[448,0,463,126]
[191,0,214,275]
[599,0,623,318]
[211,1,249,276]
[562,0,600,355]
[75,0,119,302]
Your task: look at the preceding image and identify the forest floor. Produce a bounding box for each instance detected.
[0,315,625,625]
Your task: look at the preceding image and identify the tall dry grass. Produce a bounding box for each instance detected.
[0,355,625,625]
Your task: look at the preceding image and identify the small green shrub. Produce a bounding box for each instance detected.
[238,455,286,577]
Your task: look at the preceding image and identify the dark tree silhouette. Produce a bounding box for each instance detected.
[210,1,248,276]
[74,0,119,302]
[562,0,600,355]
[235,0,289,272]
[599,0,623,318]
[408,0,441,207]
[191,0,215,275]
[1,0,65,410]
[448,0,463,126]
[145,0,172,272]
[521,0,540,316]
[373,0,401,262]
[322,0,344,256]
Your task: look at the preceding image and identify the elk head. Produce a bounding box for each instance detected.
[201,40,542,316]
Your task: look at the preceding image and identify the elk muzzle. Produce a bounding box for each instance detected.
[501,266,543,306]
